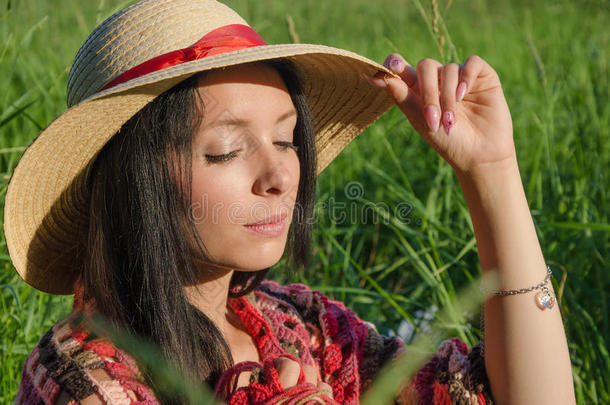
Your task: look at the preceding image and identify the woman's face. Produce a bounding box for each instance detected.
[190,63,300,273]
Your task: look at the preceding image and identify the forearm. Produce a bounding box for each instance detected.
[456,158,575,404]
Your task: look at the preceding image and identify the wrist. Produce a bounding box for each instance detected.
[455,156,521,194]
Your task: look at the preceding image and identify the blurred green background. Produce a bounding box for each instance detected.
[1,0,608,403]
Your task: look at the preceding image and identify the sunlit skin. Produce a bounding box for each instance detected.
[74,55,575,403]
[368,54,574,404]
[186,55,575,402]
[190,64,300,275]
[183,64,330,393]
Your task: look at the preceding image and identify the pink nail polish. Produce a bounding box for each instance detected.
[424,105,440,132]
[456,82,467,102]
[389,58,403,73]
[442,111,454,135]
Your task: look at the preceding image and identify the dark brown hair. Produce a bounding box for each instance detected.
[81,59,317,400]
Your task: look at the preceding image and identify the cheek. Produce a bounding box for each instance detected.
[289,155,301,198]
[190,152,301,217]
[190,170,249,227]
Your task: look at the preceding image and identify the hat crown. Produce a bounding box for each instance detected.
[67,0,248,107]
[5,0,393,294]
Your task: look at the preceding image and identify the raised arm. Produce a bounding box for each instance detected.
[367,53,575,404]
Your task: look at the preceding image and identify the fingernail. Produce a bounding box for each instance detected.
[442,111,454,135]
[456,81,467,102]
[424,105,440,132]
[383,54,395,69]
[389,58,403,73]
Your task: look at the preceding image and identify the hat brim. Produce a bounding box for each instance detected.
[4,43,395,294]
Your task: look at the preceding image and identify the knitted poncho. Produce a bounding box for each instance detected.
[16,280,494,404]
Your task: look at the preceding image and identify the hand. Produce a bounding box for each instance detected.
[367,53,516,177]
[274,356,334,399]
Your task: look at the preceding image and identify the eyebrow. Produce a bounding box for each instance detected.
[207,109,297,129]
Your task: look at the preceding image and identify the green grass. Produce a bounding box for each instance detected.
[1,0,609,403]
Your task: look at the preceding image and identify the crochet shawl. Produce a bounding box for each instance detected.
[16,280,494,404]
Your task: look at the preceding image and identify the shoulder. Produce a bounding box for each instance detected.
[255,279,315,300]
[254,279,385,334]
[254,279,355,317]
[254,279,376,336]
[16,314,158,404]
[254,280,406,397]
[253,282,495,404]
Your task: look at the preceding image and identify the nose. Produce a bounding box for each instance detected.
[251,144,296,197]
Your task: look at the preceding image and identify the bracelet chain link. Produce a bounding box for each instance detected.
[479,264,554,358]
[481,264,553,296]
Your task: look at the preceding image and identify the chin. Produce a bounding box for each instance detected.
[203,235,287,272]
[194,221,292,272]
[232,245,286,271]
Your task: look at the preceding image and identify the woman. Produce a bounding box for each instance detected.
[6,0,575,403]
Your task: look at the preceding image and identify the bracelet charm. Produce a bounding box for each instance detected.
[535,285,555,310]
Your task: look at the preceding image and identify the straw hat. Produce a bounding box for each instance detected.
[4,0,395,294]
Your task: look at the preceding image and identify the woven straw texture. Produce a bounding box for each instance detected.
[4,0,395,294]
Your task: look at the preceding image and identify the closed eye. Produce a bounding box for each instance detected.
[205,150,239,163]
[205,142,298,164]
[275,141,299,152]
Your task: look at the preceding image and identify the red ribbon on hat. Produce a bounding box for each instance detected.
[101,24,267,91]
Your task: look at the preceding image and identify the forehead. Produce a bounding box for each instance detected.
[197,63,291,104]
[200,63,287,86]
[194,63,296,128]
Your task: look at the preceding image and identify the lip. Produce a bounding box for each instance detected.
[243,213,287,237]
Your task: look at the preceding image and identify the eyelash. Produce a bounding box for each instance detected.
[205,141,299,163]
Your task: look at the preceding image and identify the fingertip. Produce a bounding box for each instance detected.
[389,58,404,74]
[362,71,387,88]
[363,71,410,104]
[383,53,398,68]
[384,53,412,75]
[384,52,409,65]
[456,81,467,102]
[384,75,410,103]
[424,105,441,133]
[441,110,454,135]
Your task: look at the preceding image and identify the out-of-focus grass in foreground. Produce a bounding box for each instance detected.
[1,0,608,403]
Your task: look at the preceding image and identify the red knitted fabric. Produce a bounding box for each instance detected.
[16,280,493,404]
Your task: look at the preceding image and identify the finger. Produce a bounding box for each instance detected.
[458,54,496,101]
[383,53,417,88]
[416,58,443,133]
[274,356,301,389]
[303,364,318,385]
[367,71,422,122]
[440,63,460,135]
[363,71,389,89]
[317,381,334,398]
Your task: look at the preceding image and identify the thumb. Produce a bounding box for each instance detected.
[384,73,412,105]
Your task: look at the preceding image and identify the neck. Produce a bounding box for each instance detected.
[184,266,235,334]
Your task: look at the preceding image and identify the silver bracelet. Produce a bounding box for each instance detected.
[479,264,555,358]
[480,264,554,309]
